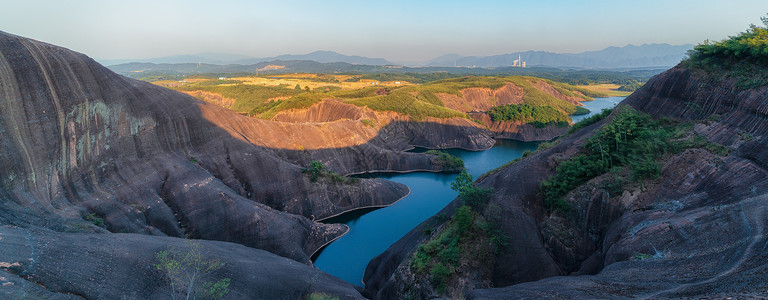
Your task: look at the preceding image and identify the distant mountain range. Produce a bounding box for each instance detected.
[99,43,692,70]
[426,44,694,69]
[98,51,392,67]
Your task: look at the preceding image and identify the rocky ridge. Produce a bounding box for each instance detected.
[0,31,502,298]
[363,64,768,298]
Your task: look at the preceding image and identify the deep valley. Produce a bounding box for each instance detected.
[2,16,768,299]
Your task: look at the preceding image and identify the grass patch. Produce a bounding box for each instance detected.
[259,93,329,119]
[174,83,302,114]
[345,91,466,121]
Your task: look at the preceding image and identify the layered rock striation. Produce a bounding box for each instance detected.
[364,65,768,298]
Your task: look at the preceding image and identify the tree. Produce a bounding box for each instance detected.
[154,240,230,300]
[304,86,310,91]
[451,170,492,208]
[450,170,473,194]
[294,84,302,90]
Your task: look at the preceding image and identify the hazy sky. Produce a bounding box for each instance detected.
[1,0,766,62]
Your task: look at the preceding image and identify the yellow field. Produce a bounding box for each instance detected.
[231,74,410,91]
[576,84,632,97]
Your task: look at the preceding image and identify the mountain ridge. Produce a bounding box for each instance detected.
[98,43,692,70]
[425,43,693,69]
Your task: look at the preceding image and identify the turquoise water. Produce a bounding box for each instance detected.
[571,96,625,123]
[312,97,623,286]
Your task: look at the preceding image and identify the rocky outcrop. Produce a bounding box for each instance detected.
[0,225,364,299]
[0,30,508,298]
[364,64,768,298]
[270,99,497,173]
[469,112,569,141]
[0,29,402,268]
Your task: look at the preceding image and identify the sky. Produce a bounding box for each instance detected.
[1,0,766,63]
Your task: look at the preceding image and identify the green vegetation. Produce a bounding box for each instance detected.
[301,160,358,184]
[488,103,570,128]
[617,80,643,92]
[409,171,498,297]
[167,75,610,124]
[425,150,465,172]
[259,93,328,119]
[175,83,302,114]
[540,107,730,213]
[505,77,602,109]
[571,107,590,116]
[346,90,466,121]
[685,15,768,89]
[451,170,493,209]
[361,118,377,128]
[410,207,492,295]
[350,72,462,84]
[84,212,104,227]
[568,108,613,134]
[154,240,230,300]
[307,293,339,300]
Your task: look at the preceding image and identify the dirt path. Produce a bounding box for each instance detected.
[640,200,766,299]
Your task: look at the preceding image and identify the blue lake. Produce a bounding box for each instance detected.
[312,97,623,286]
[571,96,625,123]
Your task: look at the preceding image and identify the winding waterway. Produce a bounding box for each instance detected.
[312,97,624,286]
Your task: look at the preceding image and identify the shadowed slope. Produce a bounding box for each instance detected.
[364,63,768,298]
[0,31,410,264]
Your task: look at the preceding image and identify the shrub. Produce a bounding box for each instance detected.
[685,15,768,89]
[429,263,452,294]
[488,103,571,127]
[425,150,464,172]
[542,106,732,213]
[301,160,357,184]
[154,241,230,300]
[307,293,339,300]
[542,107,668,212]
[85,213,104,227]
[450,170,493,209]
[454,206,473,234]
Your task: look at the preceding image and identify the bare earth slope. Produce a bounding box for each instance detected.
[364,65,768,298]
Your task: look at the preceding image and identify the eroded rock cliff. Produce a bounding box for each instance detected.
[0,31,421,297]
[364,64,768,298]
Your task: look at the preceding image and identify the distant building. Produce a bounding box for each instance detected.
[512,54,526,68]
